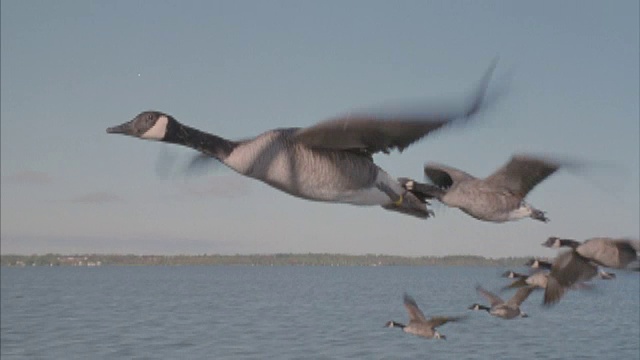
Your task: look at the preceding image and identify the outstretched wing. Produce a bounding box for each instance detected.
[506,286,535,307]
[475,285,504,307]
[294,60,497,155]
[544,250,598,306]
[403,293,427,322]
[424,163,476,188]
[484,154,562,197]
[425,315,466,328]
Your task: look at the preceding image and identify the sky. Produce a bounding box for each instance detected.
[1,0,638,258]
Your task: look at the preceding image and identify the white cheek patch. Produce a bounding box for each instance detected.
[141,116,168,140]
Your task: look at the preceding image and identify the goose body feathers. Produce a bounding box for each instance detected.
[542,237,639,305]
[421,154,572,222]
[470,285,533,319]
[107,62,497,218]
[385,293,463,339]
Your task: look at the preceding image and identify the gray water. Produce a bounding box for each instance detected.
[1,266,638,359]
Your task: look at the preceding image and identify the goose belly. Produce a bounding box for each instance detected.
[491,306,518,319]
[224,140,389,205]
[442,185,520,222]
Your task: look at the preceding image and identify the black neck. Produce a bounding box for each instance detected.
[559,239,581,249]
[477,305,491,312]
[391,321,406,329]
[164,120,236,160]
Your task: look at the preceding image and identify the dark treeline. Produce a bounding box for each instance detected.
[1,253,533,267]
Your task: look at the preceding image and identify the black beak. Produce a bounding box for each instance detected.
[106,121,133,135]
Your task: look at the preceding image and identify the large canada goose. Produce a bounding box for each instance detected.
[106,63,497,218]
[385,293,464,339]
[542,236,639,305]
[406,154,572,222]
[468,285,534,319]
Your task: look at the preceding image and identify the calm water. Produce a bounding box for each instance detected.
[1,265,638,359]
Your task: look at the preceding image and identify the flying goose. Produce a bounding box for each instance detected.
[106,62,497,219]
[385,293,464,339]
[543,237,620,280]
[525,258,553,270]
[468,285,534,319]
[502,271,549,290]
[542,236,639,305]
[406,154,573,222]
[501,270,529,279]
[502,269,592,292]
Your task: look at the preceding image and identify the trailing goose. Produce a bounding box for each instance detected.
[468,285,534,319]
[406,154,574,222]
[502,271,549,290]
[501,270,529,279]
[385,293,464,339]
[524,258,553,270]
[543,237,618,279]
[542,237,639,269]
[106,62,497,219]
[502,270,592,292]
[541,236,639,305]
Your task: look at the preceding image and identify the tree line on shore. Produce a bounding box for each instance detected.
[0,253,535,267]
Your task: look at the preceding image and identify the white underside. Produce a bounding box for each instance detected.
[506,204,533,221]
[335,186,392,206]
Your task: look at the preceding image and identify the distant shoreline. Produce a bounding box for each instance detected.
[0,253,536,267]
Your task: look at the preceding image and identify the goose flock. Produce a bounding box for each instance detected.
[107,61,638,340]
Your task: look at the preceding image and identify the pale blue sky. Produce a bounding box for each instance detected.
[1,0,638,257]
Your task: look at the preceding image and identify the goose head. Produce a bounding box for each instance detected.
[542,237,562,248]
[434,331,446,340]
[468,303,485,311]
[510,202,548,222]
[384,320,397,328]
[107,111,175,141]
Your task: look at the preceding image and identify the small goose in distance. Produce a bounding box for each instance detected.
[502,271,549,290]
[469,285,534,319]
[501,270,529,279]
[542,237,639,305]
[525,258,553,270]
[385,293,464,339]
[406,154,576,222]
[106,62,497,219]
[542,237,639,270]
[502,269,592,292]
[542,237,618,279]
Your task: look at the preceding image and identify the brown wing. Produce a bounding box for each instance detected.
[403,293,427,322]
[506,286,534,307]
[475,285,504,307]
[484,154,562,198]
[425,315,466,328]
[293,60,497,155]
[579,238,639,269]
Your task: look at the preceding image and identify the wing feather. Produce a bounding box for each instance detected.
[294,60,497,155]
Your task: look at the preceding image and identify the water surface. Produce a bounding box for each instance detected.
[2,266,638,359]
